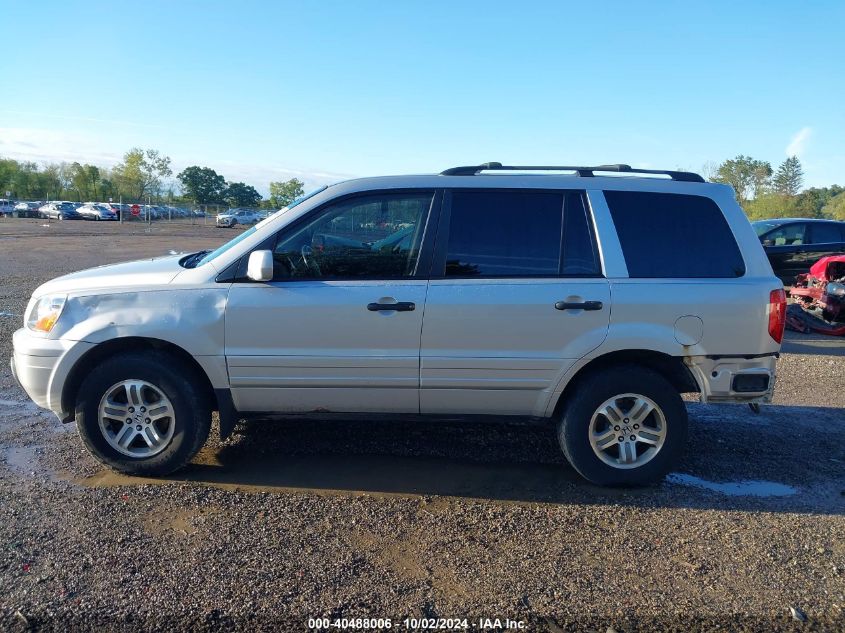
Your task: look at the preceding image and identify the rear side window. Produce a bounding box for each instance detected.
[810,222,843,244]
[444,191,563,277]
[442,190,601,278]
[605,191,745,278]
[562,192,600,275]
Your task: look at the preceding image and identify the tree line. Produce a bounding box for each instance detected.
[0,148,305,209]
[2,147,842,219]
[709,155,844,221]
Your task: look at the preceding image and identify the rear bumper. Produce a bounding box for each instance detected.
[686,354,777,404]
[11,328,94,421]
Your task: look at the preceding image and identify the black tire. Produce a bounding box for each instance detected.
[75,351,211,476]
[557,364,687,486]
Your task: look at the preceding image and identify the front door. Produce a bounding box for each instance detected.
[420,189,610,416]
[225,190,438,414]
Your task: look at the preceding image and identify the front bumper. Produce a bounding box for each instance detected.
[11,328,94,421]
[686,354,777,404]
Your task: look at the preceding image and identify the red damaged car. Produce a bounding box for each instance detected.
[787,255,845,335]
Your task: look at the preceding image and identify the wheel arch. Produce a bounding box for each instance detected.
[61,336,218,420]
[550,349,699,420]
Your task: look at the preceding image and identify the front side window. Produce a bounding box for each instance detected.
[762,223,807,246]
[272,192,433,280]
[605,191,746,278]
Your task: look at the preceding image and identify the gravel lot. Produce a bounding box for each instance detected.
[1,218,843,632]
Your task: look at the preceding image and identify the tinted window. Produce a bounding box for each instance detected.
[605,191,745,278]
[444,191,563,277]
[562,192,600,275]
[273,192,432,279]
[810,222,843,244]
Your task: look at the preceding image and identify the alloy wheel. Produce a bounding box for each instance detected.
[97,380,176,458]
[588,393,667,469]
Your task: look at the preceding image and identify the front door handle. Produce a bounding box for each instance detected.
[367,301,416,312]
[555,300,603,311]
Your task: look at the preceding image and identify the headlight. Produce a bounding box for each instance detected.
[827,282,845,297]
[26,294,67,333]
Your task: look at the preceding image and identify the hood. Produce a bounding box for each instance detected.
[32,254,186,298]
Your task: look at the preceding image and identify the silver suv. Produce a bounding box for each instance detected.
[11,163,785,486]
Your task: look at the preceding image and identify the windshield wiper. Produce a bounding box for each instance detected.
[181,250,211,268]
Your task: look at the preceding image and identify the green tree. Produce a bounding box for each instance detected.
[822,192,845,221]
[177,166,227,204]
[795,185,844,218]
[743,193,797,220]
[772,156,804,196]
[224,182,262,207]
[269,178,305,208]
[112,148,172,201]
[713,155,772,203]
[69,162,101,201]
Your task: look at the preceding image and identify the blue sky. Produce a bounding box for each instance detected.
[3,0,844,193]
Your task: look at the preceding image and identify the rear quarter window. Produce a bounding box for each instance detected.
[605,191,745,278]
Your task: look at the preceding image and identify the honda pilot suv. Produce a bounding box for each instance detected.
[11,163,786,486]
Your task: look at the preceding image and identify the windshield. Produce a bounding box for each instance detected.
[751,220,784,237]
[190,185,331,269]
[189,226,258,268]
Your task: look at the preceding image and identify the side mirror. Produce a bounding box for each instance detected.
[247,250,274,282]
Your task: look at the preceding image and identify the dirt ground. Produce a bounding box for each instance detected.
[0,218,843,632]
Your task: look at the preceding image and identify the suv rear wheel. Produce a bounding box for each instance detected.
[558,365,687,486]
[75,351,211,476]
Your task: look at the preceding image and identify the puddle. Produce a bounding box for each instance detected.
[666,473,797,497]
[1,445,42,474]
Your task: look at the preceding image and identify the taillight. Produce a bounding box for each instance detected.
[768,288,787,343]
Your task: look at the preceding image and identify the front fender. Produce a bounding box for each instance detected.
[58,288,228,355]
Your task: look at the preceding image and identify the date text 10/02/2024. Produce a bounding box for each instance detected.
[307,617,526,630]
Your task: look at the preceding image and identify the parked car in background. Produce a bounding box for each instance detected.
[14,202,43,218]
[99,202,125,217]
[78,203,118,221]
[0,199,15,216]
[216,208,263,227]
[38,202,82,220]
[753,218,845,284]
[11,163,785,487]
[192,209,206,218]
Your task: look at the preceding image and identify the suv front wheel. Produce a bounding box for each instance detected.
[558,365,687,486]
[75,351,211,476]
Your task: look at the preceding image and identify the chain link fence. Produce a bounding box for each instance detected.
[0,198,273,229]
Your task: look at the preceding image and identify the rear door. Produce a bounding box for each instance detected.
[419,189,610,416]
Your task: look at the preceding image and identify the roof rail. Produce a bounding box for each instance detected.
[440,162,705,183]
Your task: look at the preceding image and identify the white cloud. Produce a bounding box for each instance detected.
[785,127,812,157]
[0,127,122,166]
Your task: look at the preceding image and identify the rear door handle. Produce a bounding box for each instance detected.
[367,301,416,312]
[555,300,603,311]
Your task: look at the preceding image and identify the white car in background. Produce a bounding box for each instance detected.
[79,203,118,221]
[216,208,263,227]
